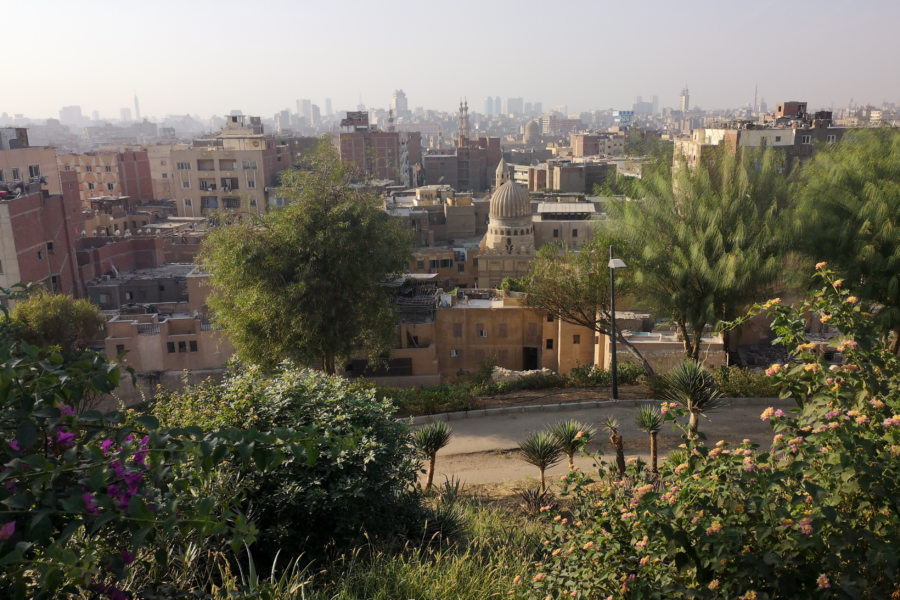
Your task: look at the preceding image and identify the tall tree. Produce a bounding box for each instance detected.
[522,232,654,373]
[612,147,790,359]
[10,289,105,353]
[201,141,413,372]
[794,128,900,353]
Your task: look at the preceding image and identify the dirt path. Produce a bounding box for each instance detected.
[422,397,794,487]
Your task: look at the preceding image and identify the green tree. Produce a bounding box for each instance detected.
[550,419,596,470]
[522,233,654,373]
[201,140,413,372]
[794,128,900,353]
[413,421,453,493]
[662,360,726,437]
[9,289,105,353]
[612,147,790,359]
[635,403,663,473]
[519,431,562,493]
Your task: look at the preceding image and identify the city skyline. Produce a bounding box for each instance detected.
[5,0,900,120]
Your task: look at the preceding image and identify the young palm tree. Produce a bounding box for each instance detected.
[663,361,725,437]
[413,421,453,493]
[550,419,597,469]
[603,416,626,478]
[635,404,663,473]
[519,431,563,493]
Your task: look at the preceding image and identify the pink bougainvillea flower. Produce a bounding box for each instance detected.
[82,492,99,516]
[54,428,76,448]
[55,402,74,416]
[0,521,15,540]
[100,439,115,455]
[121,549,135,564]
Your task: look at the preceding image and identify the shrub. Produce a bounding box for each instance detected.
[713,365,778,398]
[153,364,421,561]
[520,267,900,598]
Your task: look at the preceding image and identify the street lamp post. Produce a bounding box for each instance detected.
[608,245,627,401]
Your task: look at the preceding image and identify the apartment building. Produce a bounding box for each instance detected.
[57,150,153,204]
[169,115,293,218]
[0,128,63,196]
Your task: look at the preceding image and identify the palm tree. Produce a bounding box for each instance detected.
[551,419,597,469]
[413,422,453,493]
[603,416,626,478]
[635,404,663,473]
[662,361,725,437]
[519,431,563,493]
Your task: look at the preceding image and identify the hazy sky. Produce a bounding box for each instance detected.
[5,0,899,120]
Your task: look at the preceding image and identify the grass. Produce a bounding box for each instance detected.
[302,500,543,600]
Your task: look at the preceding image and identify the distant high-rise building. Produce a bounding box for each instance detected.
[120,107,132,122]
[325,98,333,116]
[59,105,83,126]
[680,86,690,112]
[275,109,291,133]
[524,102,533,115]
[494,97,501,115]
[134,94,141,121]
[301,99,312,122]
[311,104,321,127]
[506,97,524,116]
[391,90,409,118]
[533,102,542,115]
[484,97,494,116]
[652,95,659,115]
[92,110,100,121]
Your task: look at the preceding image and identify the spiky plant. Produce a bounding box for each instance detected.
[603,416,626,478]
[413,421,453,493]
[635,404,663,473]
[662,361,725,437]
[550,419,597,469]
[519,431,563,493]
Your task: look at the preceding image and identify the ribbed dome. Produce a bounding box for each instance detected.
[489,180,530,219]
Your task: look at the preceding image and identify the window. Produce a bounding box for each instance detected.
[572,228,578,238]
[116,344,125,355]
[242,160,258,169]
[125,291,133,300]
[429,259,439,269]
[88,183,95,191]
[0,260,3,274]
[11,168,19,179]
[801,135,812,144]
[547,313,554,322]
[166,342,175,353]
[546,338,554,350]
[450,349,460,358]
[178,341,187,353]
[107,183,114,191]
[223,197,241,209]
[457,263,465,272]
[473,258,478,267]
[416,260,425,270]
[182,180,190,189]
[453,323,463,337]
[247,180,256,189]
[104,165,111,173]
[440,259,451,268]
[161,160,167,166]
[28,165,41,178]
[553,228,559,238]
[177,162,191,170]
[162,173,167,178]
[50,275,59,291]
[826,134,836,143]
[184,199,192,207]
[573,334,581,344]
[37,250,43,260]
[158,285,165,292]
[775,136,781,142]
[86,166,92,173]
[189,340,198,352]
[46,241,54,253]
[477,323,487,337]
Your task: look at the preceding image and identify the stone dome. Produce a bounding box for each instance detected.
[489,180,530,219]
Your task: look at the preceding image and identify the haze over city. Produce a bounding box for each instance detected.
[6,0,900,119]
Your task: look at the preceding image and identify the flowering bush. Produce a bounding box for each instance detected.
[0,294,329,598]
[519,268,900,599]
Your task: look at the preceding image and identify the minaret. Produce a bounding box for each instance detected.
[134,93,141,121]
[495,157,508,188]
[387,109,395,132]
[457,98,469,148]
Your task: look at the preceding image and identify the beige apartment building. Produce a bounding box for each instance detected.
[169,115,294,218]
[0,128,62,196]
[146,143,187,202]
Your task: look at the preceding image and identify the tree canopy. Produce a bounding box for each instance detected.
[611,146,791,359]
[9,288,105,353]
[201,140,413,372]
[794,128,900,352]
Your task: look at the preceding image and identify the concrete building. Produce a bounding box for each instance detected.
[57,150,153,205]
[0,172,84,300]
[570,132,625,157]
[339,112,421,185]
[169,115,292,217]
[0,128,63,196]
[86,263,192,310]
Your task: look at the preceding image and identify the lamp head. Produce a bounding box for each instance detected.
[608,258,627,269]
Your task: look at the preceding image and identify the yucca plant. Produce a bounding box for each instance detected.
[413,421,453,493]
[519,431,563,493]
[662,360,725,437]
[635,404,663,473]
[603,416,626,478]
[550,419,596,469]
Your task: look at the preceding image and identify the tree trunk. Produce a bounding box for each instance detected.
[610,432,626,478]
[890,328,900,355]
[650,432,658,474]
[615,331,655,376]
[323,354,336,374]
[691,329,703,361]
[678,320,691,356]
[689,412,699,438]
[425,452,436,493]
[567,452,575,470]
[540,468,546,493]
